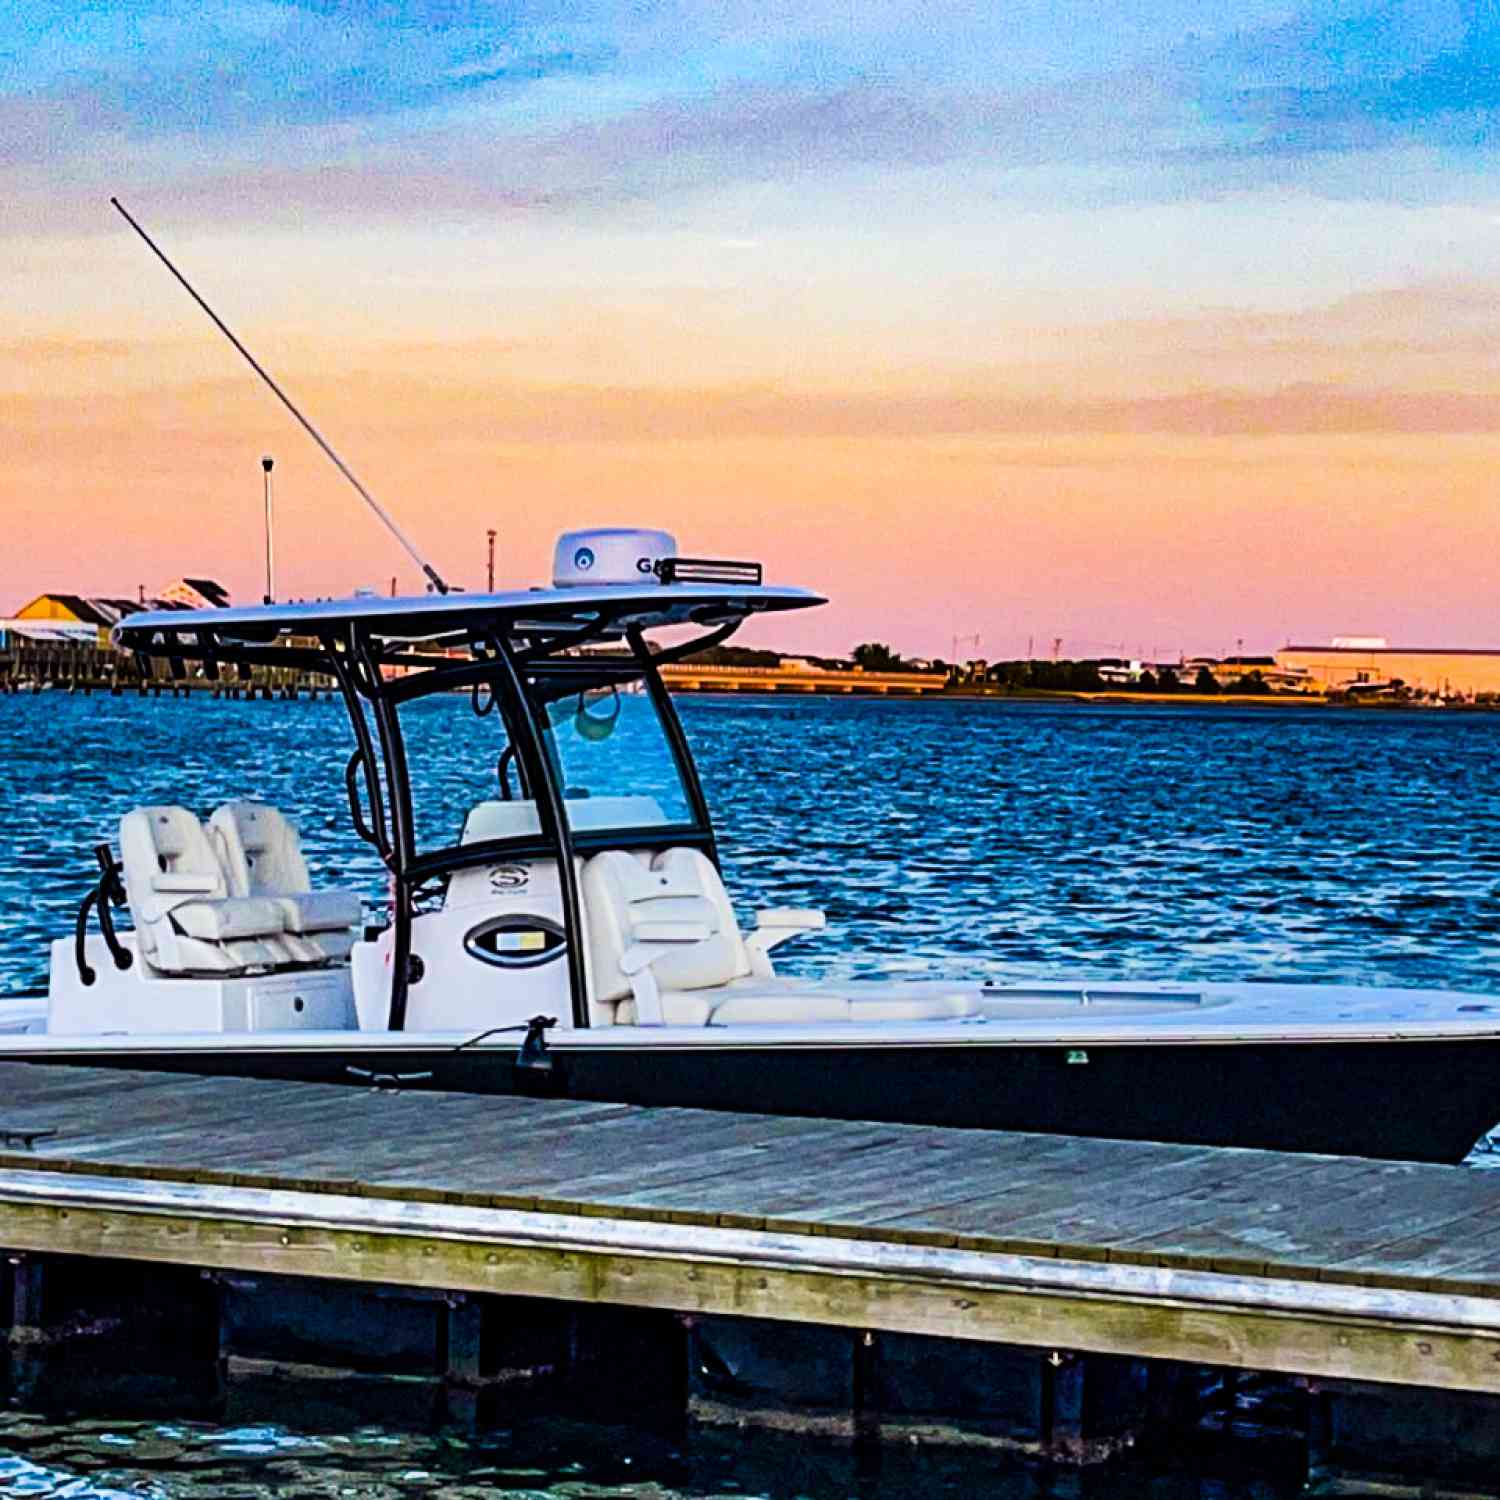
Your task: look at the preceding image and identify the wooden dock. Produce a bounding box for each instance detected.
[2,1062,1500,1401]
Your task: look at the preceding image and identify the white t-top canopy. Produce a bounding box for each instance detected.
[113,582,826,651]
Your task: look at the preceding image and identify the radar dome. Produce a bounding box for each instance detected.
[553,528,676,588]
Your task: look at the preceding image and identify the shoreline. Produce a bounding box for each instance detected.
[6,683,1494,713]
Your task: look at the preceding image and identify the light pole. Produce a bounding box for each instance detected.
[261,456,275,604]
[486,529,497,592]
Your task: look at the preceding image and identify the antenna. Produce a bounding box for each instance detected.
[951,630,981,663]
[109,197,449,596]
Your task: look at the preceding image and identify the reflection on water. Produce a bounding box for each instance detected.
[0,1409,1303,1500]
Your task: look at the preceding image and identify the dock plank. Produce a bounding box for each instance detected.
[5,1063,1500,1306]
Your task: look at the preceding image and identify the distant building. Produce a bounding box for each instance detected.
[1094,657,1144,684]
[3,580,230,648]
[1277,644,1500,699]
[1182,655,1315,692]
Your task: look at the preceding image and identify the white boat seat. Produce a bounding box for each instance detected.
[172,895,289,942]
[582,845,837,1026]
[581,847,747,1025]
[846,990,978,1022]
[282,888,364,934]
[703,978,978,1025]
[209,802,362,954]
[462,800,544,843]
[119,806,293,975]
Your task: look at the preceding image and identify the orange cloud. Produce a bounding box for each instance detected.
[9,275,1500,658]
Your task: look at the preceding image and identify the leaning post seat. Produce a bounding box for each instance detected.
[580,846,977,1026]
[581,848,751,1025]
[118,806,291,975]
[209,802,361,961]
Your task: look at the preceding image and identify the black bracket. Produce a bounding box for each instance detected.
[516,1014,557,1076]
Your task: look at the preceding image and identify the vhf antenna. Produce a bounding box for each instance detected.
[110,196,449,595]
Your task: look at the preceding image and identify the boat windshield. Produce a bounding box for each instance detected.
[397,689,527,854]
[388,652,701,861]
[530,671,694,833]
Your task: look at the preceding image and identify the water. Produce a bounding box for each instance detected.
[0,1409,1302,1500]
[3,691,1499,1497]
[6,692,1500,996]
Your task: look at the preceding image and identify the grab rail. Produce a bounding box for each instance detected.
[75,844,134,986]
[345,748,390,857]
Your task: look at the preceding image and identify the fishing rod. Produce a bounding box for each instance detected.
[109,196,450,596]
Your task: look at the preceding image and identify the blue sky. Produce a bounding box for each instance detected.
[5,0,1496,230]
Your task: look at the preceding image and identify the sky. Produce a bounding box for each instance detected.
[3,0,1500,659]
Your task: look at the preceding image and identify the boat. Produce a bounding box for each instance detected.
[1,523,1498,1165]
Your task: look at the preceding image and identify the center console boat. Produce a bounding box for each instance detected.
[2,526,1498,1164]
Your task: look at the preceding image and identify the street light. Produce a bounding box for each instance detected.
[261,456,275,604]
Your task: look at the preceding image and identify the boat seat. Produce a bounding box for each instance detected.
[209,801,361,961]
[581,846,831,1026]
[118,806,292,975]
[583,846,974,1027]
[581,847,747,1025]
[461,800,544,843]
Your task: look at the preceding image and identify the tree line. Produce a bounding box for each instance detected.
[984,660,1270,694]
[687,641,1278,695]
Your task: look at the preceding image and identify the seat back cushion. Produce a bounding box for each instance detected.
[211,802,312,899]
[120,806,228,931]
[581,848,747,1015]
[461,800,543,844]
[651,849,751,978]
[581,851,656,1007]
[462,796,668,845]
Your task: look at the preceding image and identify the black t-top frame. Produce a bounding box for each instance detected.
[112,589,792,1031]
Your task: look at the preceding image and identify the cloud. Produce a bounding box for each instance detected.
[1188,0,1500,157]
[5,0,1499,246]
[2,1,617,152]
[17,364,1497,441]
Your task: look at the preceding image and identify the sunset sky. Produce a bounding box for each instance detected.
[5,0,1499,658]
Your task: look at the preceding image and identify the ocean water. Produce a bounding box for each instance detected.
[0,1408,1304,1500]
[1,691,1498,1498]
[5,691,1500,996]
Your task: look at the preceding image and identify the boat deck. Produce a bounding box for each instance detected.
[2,1062,1500,1392]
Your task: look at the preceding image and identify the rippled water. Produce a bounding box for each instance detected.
[5,692,1500,995]
[0,1406,1302,1500]
[2,693,1498,1497]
